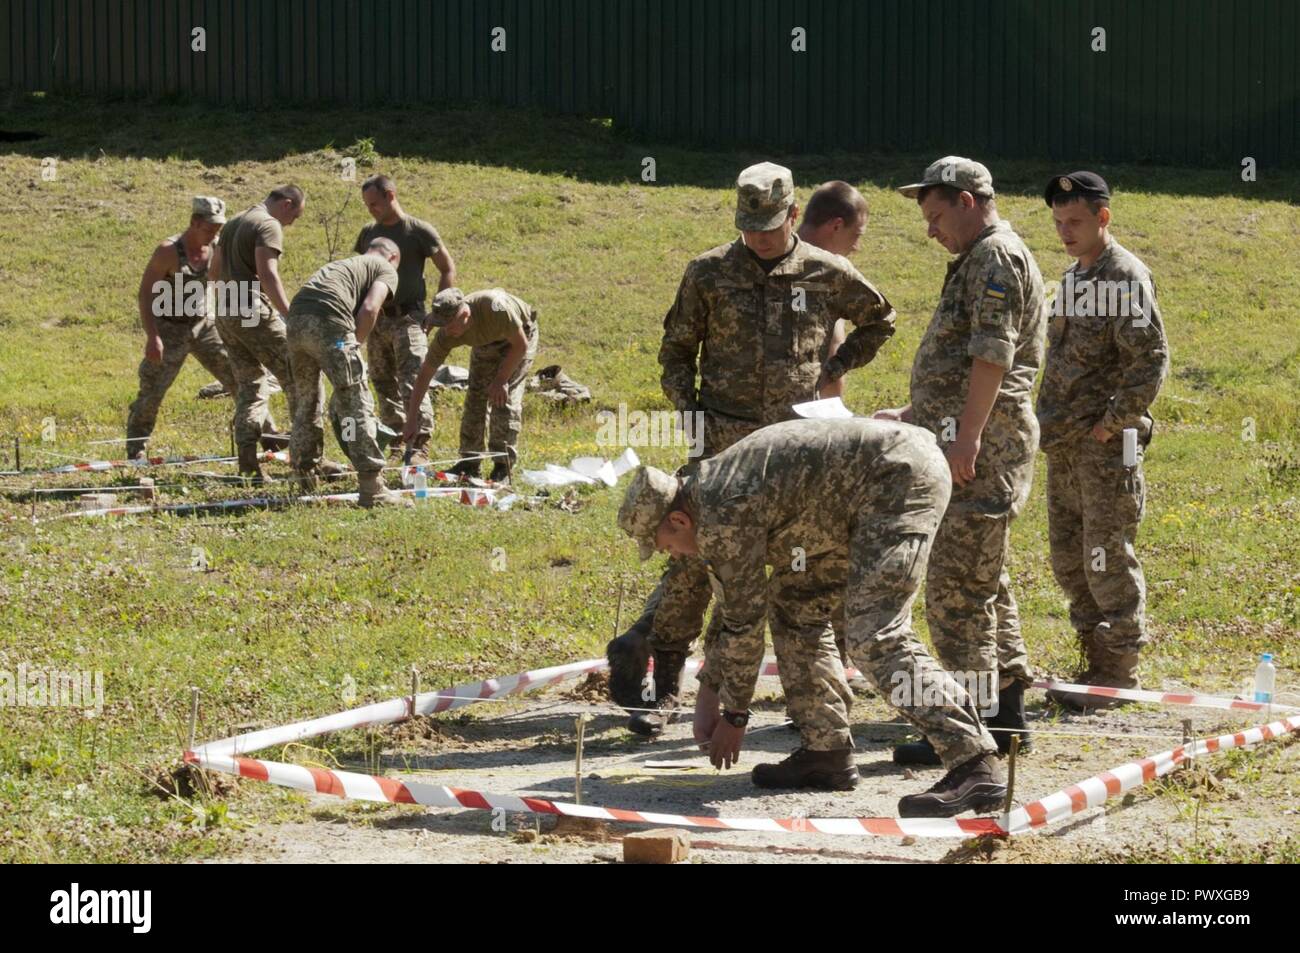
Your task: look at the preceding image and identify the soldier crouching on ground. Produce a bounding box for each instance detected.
[405,287,539,484]
[284,238,410,507]
[618,418,1008,818]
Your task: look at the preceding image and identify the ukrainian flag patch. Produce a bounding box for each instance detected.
[985,280,1007,301]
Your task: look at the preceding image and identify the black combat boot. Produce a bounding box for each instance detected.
[986,681,1033,756]
[752,747,859,791]
[605,620,652,711]
[446,458,481,481]
[897,753,1007,818]
[893,737,942,766]
[488,460,511,484]
[628,650,687,736]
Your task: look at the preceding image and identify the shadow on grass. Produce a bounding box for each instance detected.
[4,89,1299,203]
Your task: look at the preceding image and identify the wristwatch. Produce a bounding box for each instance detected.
[721,709,750,728]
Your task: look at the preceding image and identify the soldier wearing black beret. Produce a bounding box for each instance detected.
[1037,172,1170,710]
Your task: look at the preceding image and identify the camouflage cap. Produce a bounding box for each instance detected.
[735,162,795,231]
[428,287,467,326]
[617,466,680,560]
[898,156,995,200]
[192,196,227,224]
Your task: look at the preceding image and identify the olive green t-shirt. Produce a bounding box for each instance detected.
[288,255,399,332]
[219,203,283,284]
[353,213,442,311]
[426,289,533,367]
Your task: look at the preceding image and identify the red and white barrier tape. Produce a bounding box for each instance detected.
[184,655,1298,838]
[185,712,1300,838]
[735,660,1297,717]
[192,657,609,758]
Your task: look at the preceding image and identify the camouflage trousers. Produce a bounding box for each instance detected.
[127,316,236,454]
[215,309,297,451]
[1046,435,1148,675]
[285,318,384,474]
[845,445,997,769]
[368,309,433,445]
[460,321,539,468]
[925,466,1035,692]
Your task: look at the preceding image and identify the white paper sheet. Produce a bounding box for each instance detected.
[791,397,856,419]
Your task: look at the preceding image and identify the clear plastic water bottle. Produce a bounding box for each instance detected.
[412,467,427,500]
[1254,653,1276,704]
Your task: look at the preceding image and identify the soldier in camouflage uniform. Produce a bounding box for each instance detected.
[284,239,410,507]
[127,196,238,459]
[355,174,458,465]
[617,419,1007,816]
[405,287,539,483]
[607,163,897,737]
[213,186,313,481]
[1037,172,1170,710]
[877,158,1047,765]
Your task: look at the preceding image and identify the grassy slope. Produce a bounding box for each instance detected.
[1,93,1298,861]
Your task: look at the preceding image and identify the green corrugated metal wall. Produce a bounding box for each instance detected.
[2,0,1297,165]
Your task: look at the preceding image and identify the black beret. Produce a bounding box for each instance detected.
[1045,171,1111,206]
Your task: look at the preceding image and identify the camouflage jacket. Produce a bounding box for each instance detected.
[1036,238,1170,450]
[659,236,896,426]
[909,221,1046,480]
[684,418,946,711]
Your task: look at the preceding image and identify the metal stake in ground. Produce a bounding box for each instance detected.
[13,436,20,473]
[187,687,200,753]
[1003,733,1020,815]
[574,714,590,804]
[1182,718,1193,773]
[410,666,420,721]
[613,575,625,640]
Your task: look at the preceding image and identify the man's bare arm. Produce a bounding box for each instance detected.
[255,247,292,315]
[354,282,390,345]
[137,243,176,364]
[431,246,456,292]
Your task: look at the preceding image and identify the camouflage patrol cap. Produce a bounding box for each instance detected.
[735,162,795,231]
[192,196,227,224]
[617,466,680,560]
[899,156,995,200]
[429,287,467,326]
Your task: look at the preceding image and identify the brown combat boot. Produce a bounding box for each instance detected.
[1047,667,1139,712]
[752,747,859,791]
[357,470,412,508]
[897,753,1006,818]
[1048,624,1139,712]
[628,649,687,737]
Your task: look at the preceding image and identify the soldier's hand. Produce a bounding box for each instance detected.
[488,380,508,407]
[946,435,980,487]
[694,683,721,746]
[1090,423,1113,443]
[709,721,745,770]
[145,335,164,365]
[872,407,904,422]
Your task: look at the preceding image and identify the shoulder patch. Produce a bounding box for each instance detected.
[984,280,1007,301]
